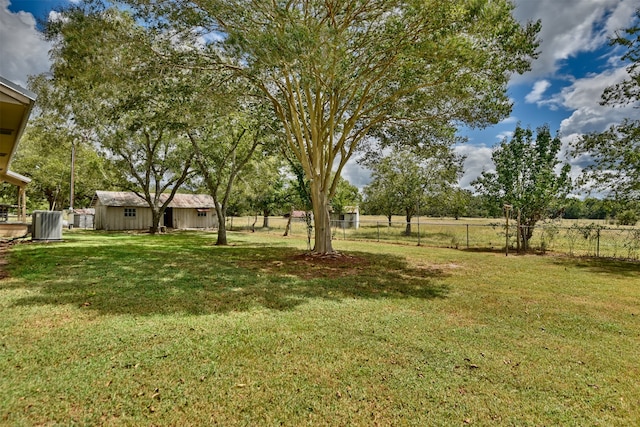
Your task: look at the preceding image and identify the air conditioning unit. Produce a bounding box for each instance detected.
[32,211,63,241]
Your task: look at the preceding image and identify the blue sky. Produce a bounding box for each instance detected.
[1,0,639,192]
[6,0,68,24]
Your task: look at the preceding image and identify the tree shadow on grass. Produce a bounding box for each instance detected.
[3,238,449,316]
[550,256,640,278]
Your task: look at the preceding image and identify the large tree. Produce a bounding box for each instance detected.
[43,5,199,233]
[124,0,540,253]
[473,125,571,251]
[573,10,640,201]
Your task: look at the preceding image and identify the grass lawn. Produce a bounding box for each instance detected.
[1,230,639,425]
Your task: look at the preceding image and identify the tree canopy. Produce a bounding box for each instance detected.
[40,5,204,232]
[8,120,118,211]
[473,125,571,250]
[122,0,540,253]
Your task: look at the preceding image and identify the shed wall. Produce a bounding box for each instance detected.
[95,206,158,231]
[171,209,217,229]
[331,212,360,229]
[73,214,94,229]
[94,202,217,231]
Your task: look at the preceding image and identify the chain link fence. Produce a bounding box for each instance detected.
[226,216,640,260]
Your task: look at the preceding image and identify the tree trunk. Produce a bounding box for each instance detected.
[215,205,227,245]
[283,210,292,237]
[516,209,521,253]
[387,214,392,227]
[262,211,269,228]
[310,184,334,254]
[150,207,162,234]
[522,222,535,251]
[405,213,412,236]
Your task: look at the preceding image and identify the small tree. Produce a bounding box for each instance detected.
[244,156,290,229]
[473,125,571,251]
[189,106,275,245]
[439,188,472,220]
[330,177,362,219]
[363,146,461,236]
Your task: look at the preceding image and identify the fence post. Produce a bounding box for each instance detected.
[505,213,510,256]
[466,224,469,249]
[417,217,421,246]
[377,222,380,242]
[597,227,600,257]
[343,220,346,240]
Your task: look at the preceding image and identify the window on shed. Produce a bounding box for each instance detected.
[124,208,136,217]
[197,211,207,217]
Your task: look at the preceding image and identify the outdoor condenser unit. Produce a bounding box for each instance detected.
[32,211,63,241]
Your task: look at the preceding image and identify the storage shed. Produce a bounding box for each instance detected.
[91,191,218,231]
[72,208,95,229]
[331,206,360,229]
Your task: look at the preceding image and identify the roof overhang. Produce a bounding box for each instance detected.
[0,75,36,187]
[0,170,31,187]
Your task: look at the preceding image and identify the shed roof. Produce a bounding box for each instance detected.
[92,191,216,208]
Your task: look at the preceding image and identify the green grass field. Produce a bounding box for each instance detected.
[1,230,639,425]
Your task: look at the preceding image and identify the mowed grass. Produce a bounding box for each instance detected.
[1,230,639,426]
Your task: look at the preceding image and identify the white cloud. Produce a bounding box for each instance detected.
[558,66,634,135]
[512,0,639,82]
[525,80,551,104]
[0,0,51,87]
[48,10,68,24]
[454,144,495,190]
[341,157,371,191]
[495,131,514,141]
[499,116,519,125]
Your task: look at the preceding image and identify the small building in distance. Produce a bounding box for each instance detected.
[331,206,360,229]
[72,208,95,229]
[91,191,217,231]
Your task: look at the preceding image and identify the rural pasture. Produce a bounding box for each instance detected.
[231,215,640,260]
[1,230,638,425]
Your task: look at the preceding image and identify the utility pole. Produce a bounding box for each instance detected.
[69,139,76,211]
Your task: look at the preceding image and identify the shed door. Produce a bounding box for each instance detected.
[163,207,174,228]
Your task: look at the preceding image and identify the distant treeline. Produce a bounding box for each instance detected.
[361,193,639,224]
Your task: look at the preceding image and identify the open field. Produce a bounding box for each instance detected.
[1,230,639,425]
[231,215,640,260]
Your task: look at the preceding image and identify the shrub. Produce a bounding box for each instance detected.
[617,209,639,226]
